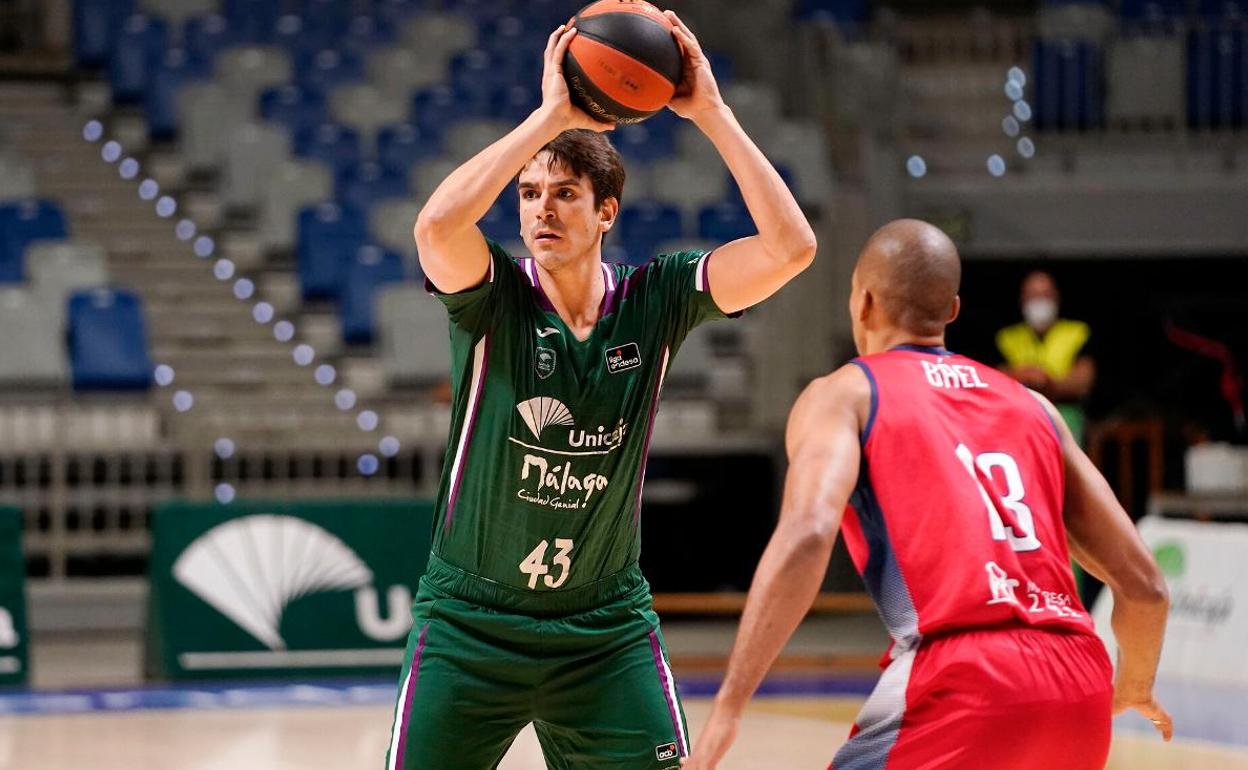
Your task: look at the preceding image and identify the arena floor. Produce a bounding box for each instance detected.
[3,692,1248,769]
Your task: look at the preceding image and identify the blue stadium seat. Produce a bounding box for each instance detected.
[1,200,69,284]
[67,288,153,391]
[412,84,486,138]
[74,0,135,68]
[146,48,211,140]
[479,198,518,244]
[221,0,281,42]
[185,14,241,65]
[109,14,169,104]
[726,164,799,207]
[614,121,677,164]
[1200,0,1248,19]
[450,48,515,103]
[793,0,870,25]
[698,201,756,244]
[337,162,409,213]
[294,122,361,175]
[1032,39,1106,132]
[297,48,365,92]
[261,84,328,135]
[491,84,540,124]
[339,14,398,57]
[618,202,683,265]
[271,13,332,57]
[297,203,367,301]
[1187,24,1246,129]
[375,0,429,29]
[377,123,440,175]
[340,245,407,344]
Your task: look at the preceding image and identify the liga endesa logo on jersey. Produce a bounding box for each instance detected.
[605,342,642,374]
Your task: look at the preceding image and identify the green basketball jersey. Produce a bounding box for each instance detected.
[427,240,732,601]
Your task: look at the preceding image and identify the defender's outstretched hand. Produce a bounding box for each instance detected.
[664,10,726,121]
[540,24,615,132]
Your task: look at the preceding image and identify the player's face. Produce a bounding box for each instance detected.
[517,155,616,270]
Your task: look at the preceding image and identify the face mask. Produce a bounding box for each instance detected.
[1023,298,1058,329]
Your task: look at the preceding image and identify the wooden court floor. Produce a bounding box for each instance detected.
[3,696,1246,770]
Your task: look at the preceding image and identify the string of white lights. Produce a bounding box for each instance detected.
[82,119,401,497]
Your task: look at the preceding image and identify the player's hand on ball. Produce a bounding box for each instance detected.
[664,10,725,122]
[1113,691,1173,742]
[681,708,739,770]
[540,24,614,132]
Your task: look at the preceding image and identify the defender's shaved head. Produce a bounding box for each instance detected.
[855,219,961,337]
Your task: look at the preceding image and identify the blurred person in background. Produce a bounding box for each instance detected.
[996,270,1095,444]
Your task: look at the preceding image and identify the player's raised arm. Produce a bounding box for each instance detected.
[663,11,817,315]
[1032,391,1173,741]
[684,366,869,770]
[414,24,612,293]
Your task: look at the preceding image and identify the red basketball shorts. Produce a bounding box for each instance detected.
[831,626,1114,770]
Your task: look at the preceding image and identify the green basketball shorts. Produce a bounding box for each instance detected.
[383,555,689,770]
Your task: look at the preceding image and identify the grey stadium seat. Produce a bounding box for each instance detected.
[367,46,446,99]
[369,198,422,261]
[443,119,511,164]
[644,158,730,222]
[401,13,477,61]
[26,240,109,329]
[0,151,36,201]
[1107,36,1184,128]
[665,324,714,395]
[178,81,250,171]
[221,121,290,210]
[379,283,451,387]
[721,81,783,144]
[410,157,458,201]
[259,159,332,251]
[329,84,409,155]
[216,45,292,106]
[0,287,68,390]
[762,120,835,205]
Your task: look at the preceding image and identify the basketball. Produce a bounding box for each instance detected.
[563,0,683,124]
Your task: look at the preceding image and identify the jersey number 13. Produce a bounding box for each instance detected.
[955,443,1042,552]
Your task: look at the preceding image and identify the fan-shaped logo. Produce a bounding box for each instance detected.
[173,515,373,650]
[516,397,575,440]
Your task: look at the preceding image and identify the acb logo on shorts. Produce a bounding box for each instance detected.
[655,742,678,761]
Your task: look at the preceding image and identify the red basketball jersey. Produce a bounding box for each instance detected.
[842,345,1095,653]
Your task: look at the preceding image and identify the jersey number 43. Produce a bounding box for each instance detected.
[520,538,574,589]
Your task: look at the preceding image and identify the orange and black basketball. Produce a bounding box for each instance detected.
[564,0,683,124]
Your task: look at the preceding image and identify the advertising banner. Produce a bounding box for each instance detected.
[1093,516,1248,686]
[147,499,432,681]
[0,507,28,687]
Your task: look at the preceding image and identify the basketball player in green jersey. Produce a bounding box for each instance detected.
[384,16,816,769]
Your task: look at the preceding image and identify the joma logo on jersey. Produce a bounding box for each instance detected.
[605,342,642,374]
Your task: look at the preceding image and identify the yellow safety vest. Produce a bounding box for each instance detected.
[995,319,1090,380]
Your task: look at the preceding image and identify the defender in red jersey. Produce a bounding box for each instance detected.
[686,220,1172,770]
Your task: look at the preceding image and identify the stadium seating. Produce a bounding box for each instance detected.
[1,200,69,284]
[376,123,441,176]
[378,283,451,387]
[74,0,135,68]
[618,202,683,266]
[67,289,153,392]
[260,84,328,136]
[109,14,169,105]
[178,81,251,170]
[339,245,407,344]
[146,48,212,140]
[221,121,290,210]
[1187,23,1247,129]
[328,84,409,155]
[185,14,242,65]
[366,46,446,99]
[698,201,757,244]
[296,203,367,300]
[368,198,422,259]
[1033,39,1107,131]
[294,122,361,175]
[217,45,292,104]
[337,161,409,213]
[0,287,68,390]
[0,151,36,201]
[259,159,333,251]
[297,48,365,92]
[26,240,110,329]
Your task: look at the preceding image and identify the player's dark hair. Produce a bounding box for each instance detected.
[521,129,625,209]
